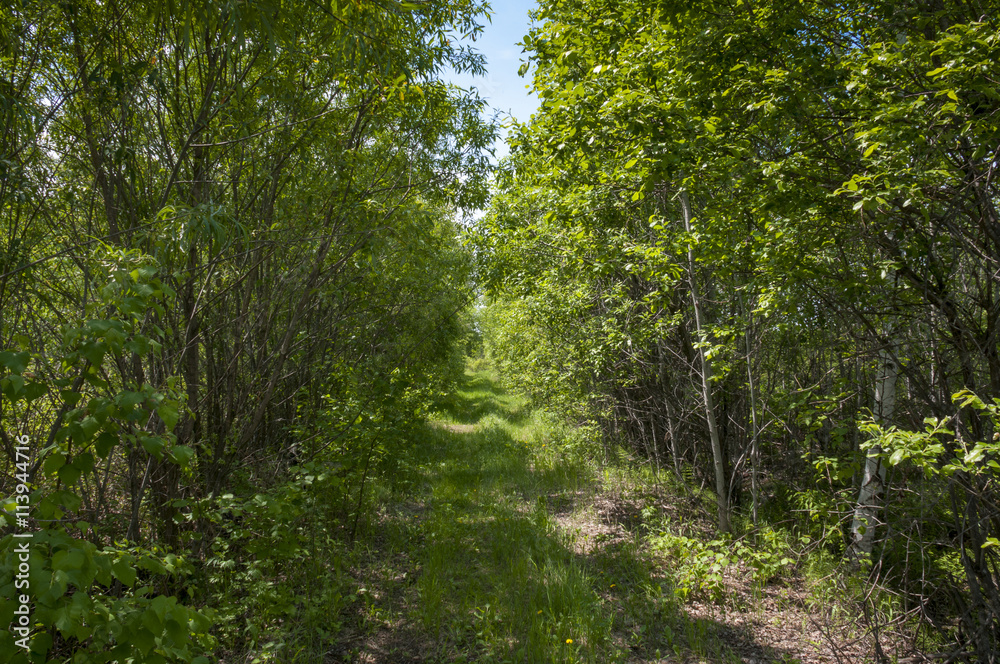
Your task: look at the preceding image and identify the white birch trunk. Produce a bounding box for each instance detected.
[850,345,898,558]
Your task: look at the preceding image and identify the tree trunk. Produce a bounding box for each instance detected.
[850,342,897,559]
[681,189,730,533]
[742,293,760,526]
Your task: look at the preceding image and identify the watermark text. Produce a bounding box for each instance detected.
[11,433,33,650]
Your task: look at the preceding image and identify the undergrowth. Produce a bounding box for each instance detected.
[202,363,885,663]
[334,364,754,662]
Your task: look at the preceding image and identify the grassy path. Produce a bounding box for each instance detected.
[336,368,805,663]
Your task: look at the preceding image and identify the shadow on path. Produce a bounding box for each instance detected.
[343,369,804,664]
[432,369,530,426]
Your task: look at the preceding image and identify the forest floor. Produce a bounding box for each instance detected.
[331,367,878,663]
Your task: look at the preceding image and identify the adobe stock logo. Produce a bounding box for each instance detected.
[10,433,34,651]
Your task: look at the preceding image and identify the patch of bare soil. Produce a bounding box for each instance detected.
[681,576,873,664]
[549,479,881,664]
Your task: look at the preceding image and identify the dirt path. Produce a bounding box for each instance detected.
[333,370,868,663]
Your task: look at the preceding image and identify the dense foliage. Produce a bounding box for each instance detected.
[0,0,493,661]
[475,0,1000,657]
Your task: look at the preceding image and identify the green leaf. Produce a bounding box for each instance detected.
[118,391,147,409]
[96,431,118,457]
[169,445,195,467]
[138,556,168,575]
[112,557,137,587]
[965,446,985,464]
[51,548,87,579]
[2,374,24,397]
[142,607,164,636]
[51,488,83,512]
[58,463,82,486]
[23,381,47,401]
[164,617,186,643]
[75,452,95,473]
[44,452,67,475]
[140,436,166,459]
[80,416,100,439]
[132,627,155,656]
[157,402,180,431]
[80,341,107,366]
[0,351,30,373]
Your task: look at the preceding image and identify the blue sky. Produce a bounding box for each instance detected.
[448,1,541,161]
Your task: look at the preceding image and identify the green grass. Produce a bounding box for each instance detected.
[334,364,752,663]
[408,372,616,662]
[203,363,871,663]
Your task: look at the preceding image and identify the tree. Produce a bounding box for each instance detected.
[476,0,1000,656]
[0,0,495,660]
